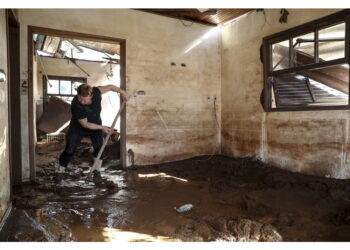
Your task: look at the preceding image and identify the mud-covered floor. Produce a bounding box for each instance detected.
[1,141,350,242]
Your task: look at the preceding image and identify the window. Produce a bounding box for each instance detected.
[44,76,86,106]
[262,10,350,111]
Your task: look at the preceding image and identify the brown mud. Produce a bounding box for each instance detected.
[1,141,350,242]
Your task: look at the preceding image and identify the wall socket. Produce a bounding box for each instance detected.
[207,95,217,101]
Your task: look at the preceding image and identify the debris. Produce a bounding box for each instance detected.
[37,96,71,133]
[174,204,193,213]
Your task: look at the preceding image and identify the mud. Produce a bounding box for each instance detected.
[1,141,350,242]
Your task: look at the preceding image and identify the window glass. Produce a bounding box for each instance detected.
[60,80,72,95]
[272,40,290,71]
[47,80,59,94]
[319,22,345,61]
[72,81,83,95]
[292,32,315,67]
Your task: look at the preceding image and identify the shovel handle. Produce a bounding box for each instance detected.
[87,101,126,179]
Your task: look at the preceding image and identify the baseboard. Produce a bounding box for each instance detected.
[0,203,12,232]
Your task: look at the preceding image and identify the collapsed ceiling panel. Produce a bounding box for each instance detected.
[37,96,71,133]
[42,36,61,54]
[34,35,120,64]
[72,40,120,56]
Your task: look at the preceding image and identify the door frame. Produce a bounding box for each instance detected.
[27,26,127,181]
[6,9,22,188]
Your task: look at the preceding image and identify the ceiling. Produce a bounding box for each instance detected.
[35,35,120,56]
[138,8,255,26]
[72,39,120,55]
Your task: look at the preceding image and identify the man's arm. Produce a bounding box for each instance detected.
[97,84,131,101]
[78,118,112,134]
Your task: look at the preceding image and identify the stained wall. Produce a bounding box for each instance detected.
[18,9,221,171]
[0,9,11,226]
[221,9,350,178]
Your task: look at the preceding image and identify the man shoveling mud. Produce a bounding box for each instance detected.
[56,83,130,178]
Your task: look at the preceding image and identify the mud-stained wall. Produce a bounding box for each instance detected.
[18,9,221,169]
[221,9,350,179]
[0,10,11,225]
[35,57,121,130]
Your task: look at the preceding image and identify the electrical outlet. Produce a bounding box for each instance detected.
[207,95,217,101]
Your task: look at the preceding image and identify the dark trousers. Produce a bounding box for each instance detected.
[59,126,103,167]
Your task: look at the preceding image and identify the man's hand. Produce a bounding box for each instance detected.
[101,126,113,134]
[121,92,131,102]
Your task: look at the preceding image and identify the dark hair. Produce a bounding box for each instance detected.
[77,84,92,97]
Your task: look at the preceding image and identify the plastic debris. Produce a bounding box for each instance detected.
[174,204,193,213]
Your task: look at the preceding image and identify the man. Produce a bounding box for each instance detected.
[57,83,130,174]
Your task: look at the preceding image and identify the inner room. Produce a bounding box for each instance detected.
[34,34,124,178]
[1,6,350,244]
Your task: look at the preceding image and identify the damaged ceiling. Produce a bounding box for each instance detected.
[35,35,120,62]
[72,40,120,55]
[138,8,255,26]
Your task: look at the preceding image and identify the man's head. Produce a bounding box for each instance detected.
[77,84,93,105]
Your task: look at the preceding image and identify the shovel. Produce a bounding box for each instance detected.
[86,100,126,181]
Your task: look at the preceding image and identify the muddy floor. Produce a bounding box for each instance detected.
[1,141,350,242]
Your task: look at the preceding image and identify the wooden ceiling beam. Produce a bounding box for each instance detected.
[136,8,254,26]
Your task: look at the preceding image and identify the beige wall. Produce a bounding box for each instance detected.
[221,9,350,178]
[35,57,121,129]
[17,8,350,180]
[0,9,11,225]
[19,9,221,169]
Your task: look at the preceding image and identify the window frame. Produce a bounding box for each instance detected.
[262,9,350,112]
[43,75,87,109]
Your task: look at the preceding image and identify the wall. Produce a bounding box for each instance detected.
[0,9,11,226]
[35,57,121,129]
[18,9,221,170]
[221,9,350,178]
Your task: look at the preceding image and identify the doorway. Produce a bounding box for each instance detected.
[27,26,127,181]
[6,9,22,186]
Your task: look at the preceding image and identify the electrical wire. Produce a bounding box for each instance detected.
[180,18,194,27]
[197,97,220,162]
[36,50,53,88]
[106,64,119,110]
